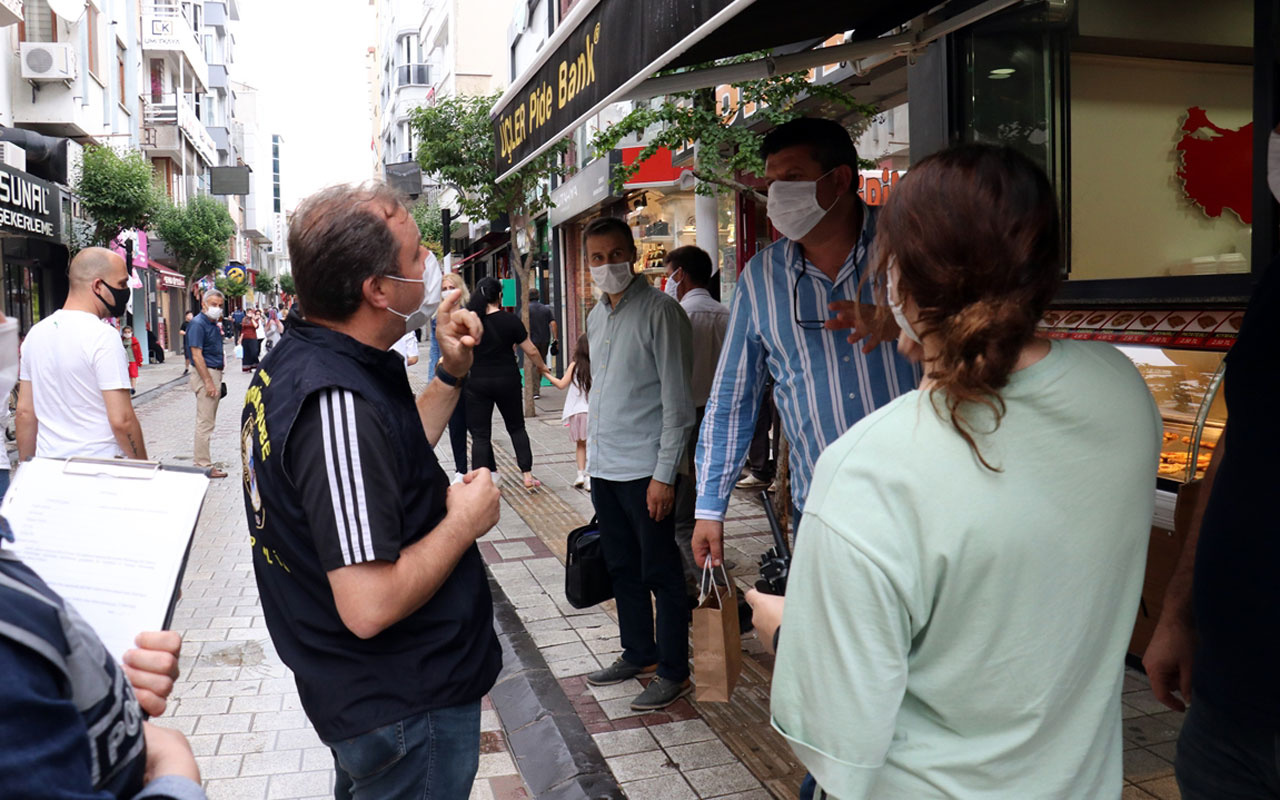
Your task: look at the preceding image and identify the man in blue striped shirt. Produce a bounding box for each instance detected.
[693,118,920,569]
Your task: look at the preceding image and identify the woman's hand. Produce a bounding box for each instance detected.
[744,588,785,653]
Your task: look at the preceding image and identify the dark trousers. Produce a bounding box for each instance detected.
[465,373,533,474]
[673,407,705,593]
[591,477,690,683]
[747,379,778,480]
[447,400,468,475]
[1176,698,1280,799]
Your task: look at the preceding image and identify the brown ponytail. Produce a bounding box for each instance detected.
[869,144,1061,470]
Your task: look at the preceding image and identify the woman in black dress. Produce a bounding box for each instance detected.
[464,277,551,489]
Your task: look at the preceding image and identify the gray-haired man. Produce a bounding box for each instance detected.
[188,289,227,477]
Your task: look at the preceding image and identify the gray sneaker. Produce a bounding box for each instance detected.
[586,658,657,687]
[630,676,692,711]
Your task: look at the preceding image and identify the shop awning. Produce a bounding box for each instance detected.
[490,0,946,181]
[148,260,188,289]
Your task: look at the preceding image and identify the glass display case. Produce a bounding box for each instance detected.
[1116,346,1227,485]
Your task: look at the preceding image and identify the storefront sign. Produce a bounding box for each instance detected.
[0,164,60,243]
[550,149,622,226]
[160,272,185,289]
[858,169,905,206]
[493,0,740,179]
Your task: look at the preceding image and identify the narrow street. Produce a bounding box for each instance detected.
[123,346,1187,800]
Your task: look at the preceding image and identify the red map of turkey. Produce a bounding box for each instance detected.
[1176,106,1253,224]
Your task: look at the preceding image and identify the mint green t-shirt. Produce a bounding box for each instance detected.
[771,339,1161,799]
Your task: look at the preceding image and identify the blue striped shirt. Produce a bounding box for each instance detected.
[694,204,920,519]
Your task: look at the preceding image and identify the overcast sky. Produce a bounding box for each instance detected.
[235,0,375,212]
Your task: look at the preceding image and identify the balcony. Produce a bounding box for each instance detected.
[208,65,228,91]
[209,126,230,156]
[142,2,209,90]
[143,93,217,167]
[396,63,430,88]
[204,1,228,30]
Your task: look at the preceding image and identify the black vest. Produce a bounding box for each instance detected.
[241,317,500,741]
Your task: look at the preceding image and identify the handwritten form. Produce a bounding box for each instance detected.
[2,458,210,663]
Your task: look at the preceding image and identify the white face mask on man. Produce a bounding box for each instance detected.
[766,167,841,241]
[663,268,683,299]
[591,262,636,296]
[385,251,443,333]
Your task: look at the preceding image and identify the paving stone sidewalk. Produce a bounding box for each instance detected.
[133,348,531,800]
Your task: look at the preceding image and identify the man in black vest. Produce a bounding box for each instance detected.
[240,183,501,800]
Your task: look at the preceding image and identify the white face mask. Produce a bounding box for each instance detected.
[0,319,17,402]
[205,306,223,321]
[886,265,922,344]
[766,167,840,241]
[385,252,443,333]
[591,262,635,296]
[664,269,682,299]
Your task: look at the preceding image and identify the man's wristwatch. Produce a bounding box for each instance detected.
[435,362,468,389]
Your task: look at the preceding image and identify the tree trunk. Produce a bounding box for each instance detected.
[507,211,540,419]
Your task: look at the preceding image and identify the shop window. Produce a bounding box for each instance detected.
[86,5,100,78]
[19,0,57,43]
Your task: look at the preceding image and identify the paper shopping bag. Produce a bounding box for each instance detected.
[692,565,741,703]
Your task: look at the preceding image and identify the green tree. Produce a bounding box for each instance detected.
[277,273,296,297]
[153,195,236,299]
[410,199,444,247]
[73,146,165,249]
[411,93,568,416]
[593,55,877,197]
[254,271,276,297]
[215,275,249,302]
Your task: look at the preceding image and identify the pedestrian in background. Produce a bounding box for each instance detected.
[527,287,557,399]
[464,276,551,490]
[15,247,148,462]
[180,310,193,376]
[440,272,470,482]
[542,333,591,489]
[122,324,143,396]
[664,246,729,596]
[231,306,245,346]
[759,144,1160,800]
[263,308,283,353]
[240,308,260,372]
[580,217,695,712]
[187,289,227,478]
[390,330,419,367]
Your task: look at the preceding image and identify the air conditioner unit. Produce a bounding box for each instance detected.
[21,43,78,83]
[0,142,25,172]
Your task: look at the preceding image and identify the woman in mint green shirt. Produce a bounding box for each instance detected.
[760,145,1161,799]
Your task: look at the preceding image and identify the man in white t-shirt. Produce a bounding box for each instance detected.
[15,247,148,461]
[390,331,419,367]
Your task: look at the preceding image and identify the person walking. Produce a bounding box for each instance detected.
[15,247,148,461]
[464,277,551,490]
[239,182,501,800]
[439,273,470,482]
[542,334,591,489]
[263,308,283,353]
[580,217,695,712]
[240,308,260,372]
[231,306,245,346]
[527,288,557,399]
[179,311,193,376]
[692,117,919,571]
[752,144,1160,799]
[122,325,143,396]
[187,289,227,478]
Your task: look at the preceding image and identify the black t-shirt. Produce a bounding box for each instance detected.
[528,301,554,345]
[1192,259,1280,728]
[471,310,527,379]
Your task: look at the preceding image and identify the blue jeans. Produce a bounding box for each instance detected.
[1176,698,1280,799]
[427,319,441,374]
[326,700,481,800]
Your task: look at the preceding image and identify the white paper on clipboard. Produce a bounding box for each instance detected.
[1,457,210,663]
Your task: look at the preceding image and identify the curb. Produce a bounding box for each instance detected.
[486,573,624,800]
[132,373,191,407]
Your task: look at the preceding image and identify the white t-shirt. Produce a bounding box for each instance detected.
[19,310,132,459]
[561,374,589,421]
[390,332,419,361]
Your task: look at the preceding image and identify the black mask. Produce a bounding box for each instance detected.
[96,281,130,318]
